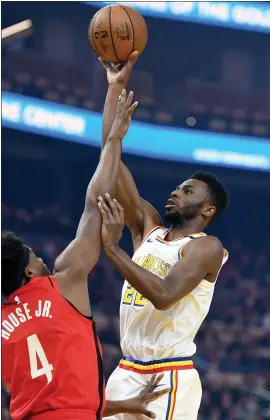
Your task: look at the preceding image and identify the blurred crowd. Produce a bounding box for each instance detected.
[2,203,270,419]
[2,2,270,419]
[2,0,270,139]
[2,47,270,139]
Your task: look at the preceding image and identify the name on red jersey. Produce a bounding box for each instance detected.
[2,300,52,340]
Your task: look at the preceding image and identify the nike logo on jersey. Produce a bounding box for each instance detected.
[147,238,154,243]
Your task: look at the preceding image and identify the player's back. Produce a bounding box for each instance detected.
[1,276,104,420]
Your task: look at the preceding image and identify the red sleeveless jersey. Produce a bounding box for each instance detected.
[1,276,105,420]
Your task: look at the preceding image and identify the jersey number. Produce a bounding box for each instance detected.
[27,334,53,383]
[122,284,147,307]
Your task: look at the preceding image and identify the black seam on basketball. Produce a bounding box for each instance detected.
[89,13,107,61]
[120,5,135,54]
[109,6,120,62]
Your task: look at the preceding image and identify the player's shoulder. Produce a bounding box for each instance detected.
[14,276,60,303]
[197,235,228,260]
[184,235,224,258]
[199,235,223,248]
[32,275,59,289]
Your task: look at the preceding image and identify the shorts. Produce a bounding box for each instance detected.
[105,356,202,420]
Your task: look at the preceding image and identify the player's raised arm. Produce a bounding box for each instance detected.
[53,90,138,316]
[98,195,225,310]
[100,54,162,250]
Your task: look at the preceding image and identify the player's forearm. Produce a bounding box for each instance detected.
[102,85,143,228]
[85,136,122,207]
[104,398,138,416]
[102,83,124,148]
[103,399,123,416]
[104,245,170,309]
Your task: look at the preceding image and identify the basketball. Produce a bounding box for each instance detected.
[88,4,148,63]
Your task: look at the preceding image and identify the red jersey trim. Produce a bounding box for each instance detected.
[29,409,97,419]
[91,322,104,419]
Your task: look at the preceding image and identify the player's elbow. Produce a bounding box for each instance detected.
[152,294,174,311]
[153,301,167,311]
[85,190,98,211]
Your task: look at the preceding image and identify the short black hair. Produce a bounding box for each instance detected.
[2,231,25,297]
[191,171,229,220]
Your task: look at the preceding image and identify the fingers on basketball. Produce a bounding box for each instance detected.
[129,50,139,63]
[98,57,108,71]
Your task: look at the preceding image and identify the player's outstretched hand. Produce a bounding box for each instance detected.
[121,373,170,418]
[98,193,125,250]
[108,89,138,140]
[98,51,138,87]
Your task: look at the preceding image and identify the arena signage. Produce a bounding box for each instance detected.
[2,91,270,172]
[87,2,270,33]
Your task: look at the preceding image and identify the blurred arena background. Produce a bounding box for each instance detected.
[1,1,270,419]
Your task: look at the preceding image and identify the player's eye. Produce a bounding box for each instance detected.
[185,189,193,195]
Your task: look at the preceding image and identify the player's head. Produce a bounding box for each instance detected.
[2,231,51,297]
[164,171,228,227]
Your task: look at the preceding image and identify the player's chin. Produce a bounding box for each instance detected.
[163,210,179,223]
[165,205,179,215]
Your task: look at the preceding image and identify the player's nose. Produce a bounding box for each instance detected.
[171,191,179,199]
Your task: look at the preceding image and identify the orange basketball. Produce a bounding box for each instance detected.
[88,4,148,63]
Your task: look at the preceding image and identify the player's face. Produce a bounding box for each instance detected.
[164,179,211,224]
[26,249,51,278]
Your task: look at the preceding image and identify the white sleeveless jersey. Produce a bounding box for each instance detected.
[120,226,228,361]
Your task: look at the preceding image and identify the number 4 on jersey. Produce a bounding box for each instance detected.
[27,334,53,383]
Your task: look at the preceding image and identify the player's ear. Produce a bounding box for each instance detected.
[202,205,216,219]
[24,266,35,279]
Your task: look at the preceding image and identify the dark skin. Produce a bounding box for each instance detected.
[98,193,224,310]
[17,90,170,416]
[100,51,161,252]
[104,373,169,418]
[22,89,138,317]
[99,52,225,310]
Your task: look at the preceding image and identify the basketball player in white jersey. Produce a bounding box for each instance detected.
[99,53,229,419]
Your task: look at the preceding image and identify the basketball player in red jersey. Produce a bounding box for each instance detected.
[2,87,168,420]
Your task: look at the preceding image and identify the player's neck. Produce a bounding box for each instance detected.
[166,220,206,241]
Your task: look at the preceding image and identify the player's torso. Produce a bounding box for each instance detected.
[1,276,104,420]
[120,226,224,361]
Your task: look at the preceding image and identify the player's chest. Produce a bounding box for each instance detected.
[133,239,181,270]
[120,244,179,310]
